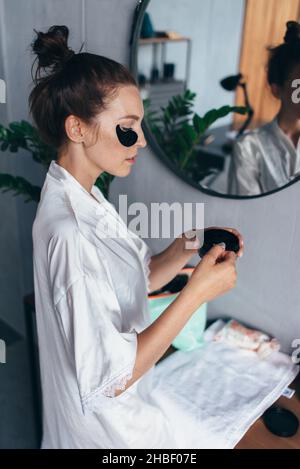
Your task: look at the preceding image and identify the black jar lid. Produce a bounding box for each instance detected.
[262,406,299,438]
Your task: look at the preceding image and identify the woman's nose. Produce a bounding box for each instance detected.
[137,128,147,149]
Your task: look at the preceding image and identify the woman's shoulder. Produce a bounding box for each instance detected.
[235,120,276,145]
[232,120,278,161]
[33,183,80,244]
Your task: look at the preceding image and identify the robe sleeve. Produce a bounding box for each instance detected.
[133,235,153,294]
[48,231,138,414]
[227,136,262,196]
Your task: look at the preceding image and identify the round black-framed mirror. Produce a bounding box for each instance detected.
[129,0,300,200]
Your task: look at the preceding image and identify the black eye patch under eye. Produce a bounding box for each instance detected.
[116,124,138,147]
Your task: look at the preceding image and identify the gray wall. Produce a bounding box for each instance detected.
[0,0,25,338]
[111,149,300,355]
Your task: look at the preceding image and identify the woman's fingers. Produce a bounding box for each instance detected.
[203,244,226,264]
[223,227,244,257]
[206,226,244,258]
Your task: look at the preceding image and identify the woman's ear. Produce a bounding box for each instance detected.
[270,83,282,100]
[65,115,86,143]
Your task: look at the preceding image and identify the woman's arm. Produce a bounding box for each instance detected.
[147,227,244,294]
[147,232,200,294]
[114,244,238,397]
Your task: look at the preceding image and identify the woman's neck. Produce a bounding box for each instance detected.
[57,152,103,194]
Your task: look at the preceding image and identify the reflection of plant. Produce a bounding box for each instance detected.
[144,89,247,180]
[0,120,114,202]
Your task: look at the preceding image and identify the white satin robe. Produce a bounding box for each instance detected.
[32,160,188,449]
[227,116,300,196]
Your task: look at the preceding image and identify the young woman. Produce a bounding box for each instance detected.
[30,25,243,449]
[228,21,300,196]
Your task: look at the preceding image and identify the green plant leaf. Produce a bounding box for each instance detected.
[193,114,206,134]
[203,109,218,128]
[0,173,41,202]
[202,105,248,132]
[144,87,249,179]
[182,123,197,146]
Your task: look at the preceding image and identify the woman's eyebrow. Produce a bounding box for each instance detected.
[118,114,144,121]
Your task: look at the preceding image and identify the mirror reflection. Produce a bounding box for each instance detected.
[136,0,300,197]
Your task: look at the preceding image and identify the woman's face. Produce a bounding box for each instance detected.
[84,85,147,177]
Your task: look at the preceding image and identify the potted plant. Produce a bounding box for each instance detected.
[144,89,248,182]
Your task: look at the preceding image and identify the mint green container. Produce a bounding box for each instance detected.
[148,293,207,352]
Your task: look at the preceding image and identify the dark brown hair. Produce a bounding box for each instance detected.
[267,21,300,87]
[29,25,137,149]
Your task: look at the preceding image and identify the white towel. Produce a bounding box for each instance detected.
[151,320,299,449]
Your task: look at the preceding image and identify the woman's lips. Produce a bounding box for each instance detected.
[126,155,137,164]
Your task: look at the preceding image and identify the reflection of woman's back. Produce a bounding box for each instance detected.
[228,21,300,196]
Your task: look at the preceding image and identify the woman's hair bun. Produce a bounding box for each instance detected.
[31,25,75,74]
[284,21,300,45]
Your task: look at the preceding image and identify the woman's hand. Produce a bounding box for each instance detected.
[204,226,244,258]
[147,230,200,294]
[172,229,201,260]
[147,226,243,294]
[174,226,244,261]
[180,244,238,308]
